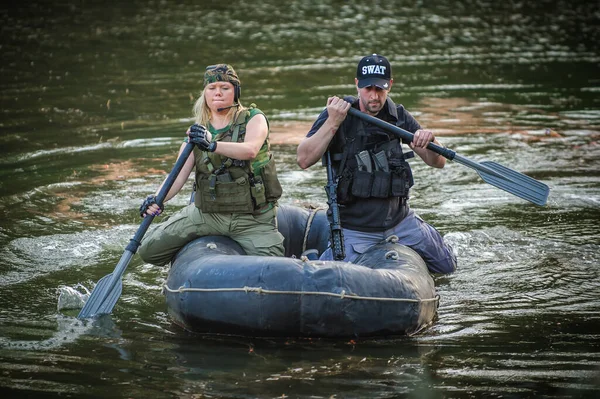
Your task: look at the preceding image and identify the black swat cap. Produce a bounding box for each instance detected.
[356,54,392,89]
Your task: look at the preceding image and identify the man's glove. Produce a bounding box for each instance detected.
[139,194,163,218]
[188,124,217,152]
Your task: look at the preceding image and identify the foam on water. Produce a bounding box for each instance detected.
[57,284,91,311]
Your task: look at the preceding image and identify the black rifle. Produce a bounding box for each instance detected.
[325,151,345,260]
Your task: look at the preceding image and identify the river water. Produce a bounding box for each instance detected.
[1,0,599,398]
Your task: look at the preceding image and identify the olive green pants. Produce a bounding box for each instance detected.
[139,204,285,266]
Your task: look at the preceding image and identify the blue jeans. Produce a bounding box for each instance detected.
[319,209,456,274]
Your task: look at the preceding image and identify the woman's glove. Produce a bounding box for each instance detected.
[188,124,217,152]
[139,194,163,218]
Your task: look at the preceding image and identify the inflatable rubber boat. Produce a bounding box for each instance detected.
[163,204,439,338]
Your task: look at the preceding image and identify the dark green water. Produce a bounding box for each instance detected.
[1,0,599,397]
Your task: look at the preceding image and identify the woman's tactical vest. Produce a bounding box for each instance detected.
[193,106,282,214]
[331,97,414,205]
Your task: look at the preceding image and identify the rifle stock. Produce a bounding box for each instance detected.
[325,151,345,260]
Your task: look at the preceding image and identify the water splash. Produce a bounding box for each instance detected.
[57,284,91,311]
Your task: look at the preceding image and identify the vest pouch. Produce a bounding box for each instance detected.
[250,178,267,208]
[391,164,413,198]
[260,154,283,203]
[371,170,391,198]
[197,176,254,213]
[351,170,373,198]
[336,170,354,204]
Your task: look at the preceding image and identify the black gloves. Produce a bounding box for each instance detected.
[189,124,217,152]
[139,194,163,218]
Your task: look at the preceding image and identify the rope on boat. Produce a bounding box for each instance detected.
[163,284,439,304]
[302,206,326,253]
[386,235,399,243]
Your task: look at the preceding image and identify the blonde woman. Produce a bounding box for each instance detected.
[139,64,284,266]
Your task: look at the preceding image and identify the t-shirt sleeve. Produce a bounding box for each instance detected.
[306,109,330,137]
[395,105,422,144]
[396,105,422,133]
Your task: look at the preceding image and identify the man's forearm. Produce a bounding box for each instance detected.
[414,138,446,168]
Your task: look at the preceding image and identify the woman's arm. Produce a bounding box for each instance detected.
[210,113,269,160]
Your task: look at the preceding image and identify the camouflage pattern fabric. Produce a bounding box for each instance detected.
[204,64,240,87]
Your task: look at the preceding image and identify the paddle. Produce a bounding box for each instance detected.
[347,107,549,206]
[77,142,195,319]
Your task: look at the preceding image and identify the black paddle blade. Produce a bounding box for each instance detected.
[477,161,549,206]
[77,273,123,319]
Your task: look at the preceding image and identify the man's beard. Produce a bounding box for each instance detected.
[363,99,383,114]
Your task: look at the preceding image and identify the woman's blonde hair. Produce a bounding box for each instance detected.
[192,88,245,127]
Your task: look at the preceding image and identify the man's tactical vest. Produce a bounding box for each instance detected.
[194,106,282,214]
[330,96,414,205]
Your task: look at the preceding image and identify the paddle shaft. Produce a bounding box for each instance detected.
[347,107,455,154]
[346,107,549,205]
[78,142,195,319]
[121,142,194,256]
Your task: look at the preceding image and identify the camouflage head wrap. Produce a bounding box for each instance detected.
[203,64,240,87]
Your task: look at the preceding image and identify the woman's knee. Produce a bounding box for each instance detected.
[138,242,172,266]
[138,228,187,266]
